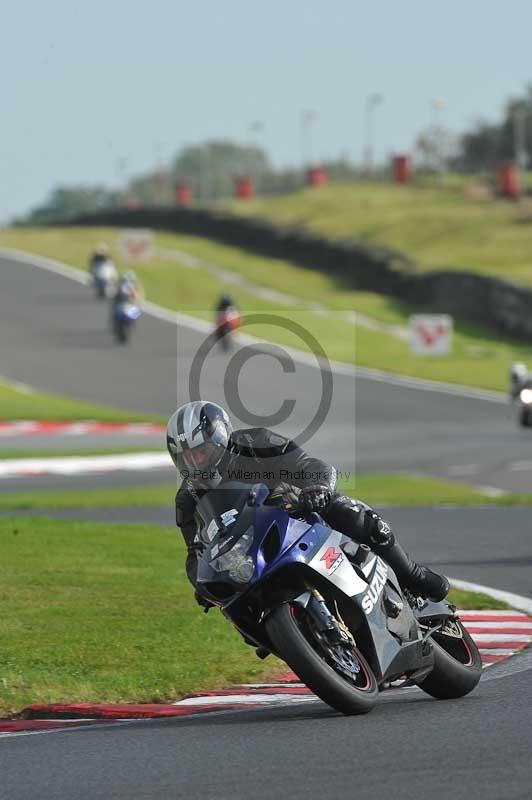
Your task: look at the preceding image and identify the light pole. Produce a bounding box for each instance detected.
[300,109,318,171]
[153,141,167,204]
[115,157,128,193]
[430,98,446,174]
[513,107,528,172]
[249,121,265,191]
[363,93,383,174]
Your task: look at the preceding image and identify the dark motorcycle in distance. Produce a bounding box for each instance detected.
[194,481,482,716]
[112,301,141,344]
[215,307,242,350]
[517,382,532,427]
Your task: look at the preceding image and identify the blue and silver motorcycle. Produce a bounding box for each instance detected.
[195,481,482,716]
[111,301,142,344]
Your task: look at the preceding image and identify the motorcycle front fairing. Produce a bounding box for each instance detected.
[195,482,434,684]
[114,302,141,322]
[290,527,435,684]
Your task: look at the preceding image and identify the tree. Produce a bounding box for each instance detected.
[415,126,458,172]
[454,85,532,172]
[26,185,120,223]
[172,140,271,200]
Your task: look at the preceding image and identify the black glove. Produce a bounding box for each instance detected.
[194,590,214,613]
[299,485,332,513]
[362,511,393,546]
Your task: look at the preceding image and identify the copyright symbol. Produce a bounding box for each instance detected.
[188,313,333,447]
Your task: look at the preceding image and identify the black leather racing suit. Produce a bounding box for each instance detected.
[175,427,387,587]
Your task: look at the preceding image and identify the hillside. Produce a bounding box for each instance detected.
[226,181,532,286]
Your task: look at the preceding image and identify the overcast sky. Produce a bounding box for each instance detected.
[2,0,531,221]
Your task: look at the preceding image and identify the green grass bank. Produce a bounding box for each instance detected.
[226,181,532,286]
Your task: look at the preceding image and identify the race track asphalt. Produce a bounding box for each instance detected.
[1,252,532,491]
[2,251,531,799]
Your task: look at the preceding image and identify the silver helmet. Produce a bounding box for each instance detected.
[166,401,232,487]
[510,362,528,382]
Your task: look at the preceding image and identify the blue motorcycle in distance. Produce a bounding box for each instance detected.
[111,301,141,344]
[195,481,482,716]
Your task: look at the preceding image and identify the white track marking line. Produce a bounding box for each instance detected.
[0,452,171,478]
[240,683,306,689]
[174,693,315,706]
[0,421,41,436]
[0,420,165,436]
[508,460,532,471]
[459,610,530,617]
[447,464,480,476]
[0,247,508,404]
[464,621,532,629]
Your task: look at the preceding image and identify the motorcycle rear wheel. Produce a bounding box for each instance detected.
[266,602,378,715]
[416,620,482,699]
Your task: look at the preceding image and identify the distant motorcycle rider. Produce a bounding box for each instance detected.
[215,294,237,315]
[89,243,115,278]
[166,401,450,608]
[509,362,529,401]
[113,270,143,306]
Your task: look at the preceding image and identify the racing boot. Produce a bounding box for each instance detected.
[368,517,450,602]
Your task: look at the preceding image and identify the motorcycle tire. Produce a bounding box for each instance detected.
[519,407,531,427]
[220,334,232,351]
[416,622,482,699]
[114,321,129,344]
[266,602,378,715]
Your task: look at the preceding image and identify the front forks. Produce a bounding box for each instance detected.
[293,590,354,646]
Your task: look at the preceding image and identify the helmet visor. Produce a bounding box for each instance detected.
[177,441,225,474]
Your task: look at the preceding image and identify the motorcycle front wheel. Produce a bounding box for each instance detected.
[416,618,482,699]
[265,602,378,715]
[519,407,532,427]
[113,320,129,344]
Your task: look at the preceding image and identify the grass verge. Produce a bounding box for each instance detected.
[1,227,532,391]
[0,515,509,716]
[0,379,162,423]
[0,473,531,511]
[342,473,532,507]
[0,516,275,715]
[0,484,177,510]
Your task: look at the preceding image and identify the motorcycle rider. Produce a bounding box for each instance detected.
[214,293,241,345]
[88,243,117,281]
[509,362,529,401]
[113,270,143,306]
[88,243,109,275]
[215,294,237,315]
[166,401,450,610]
